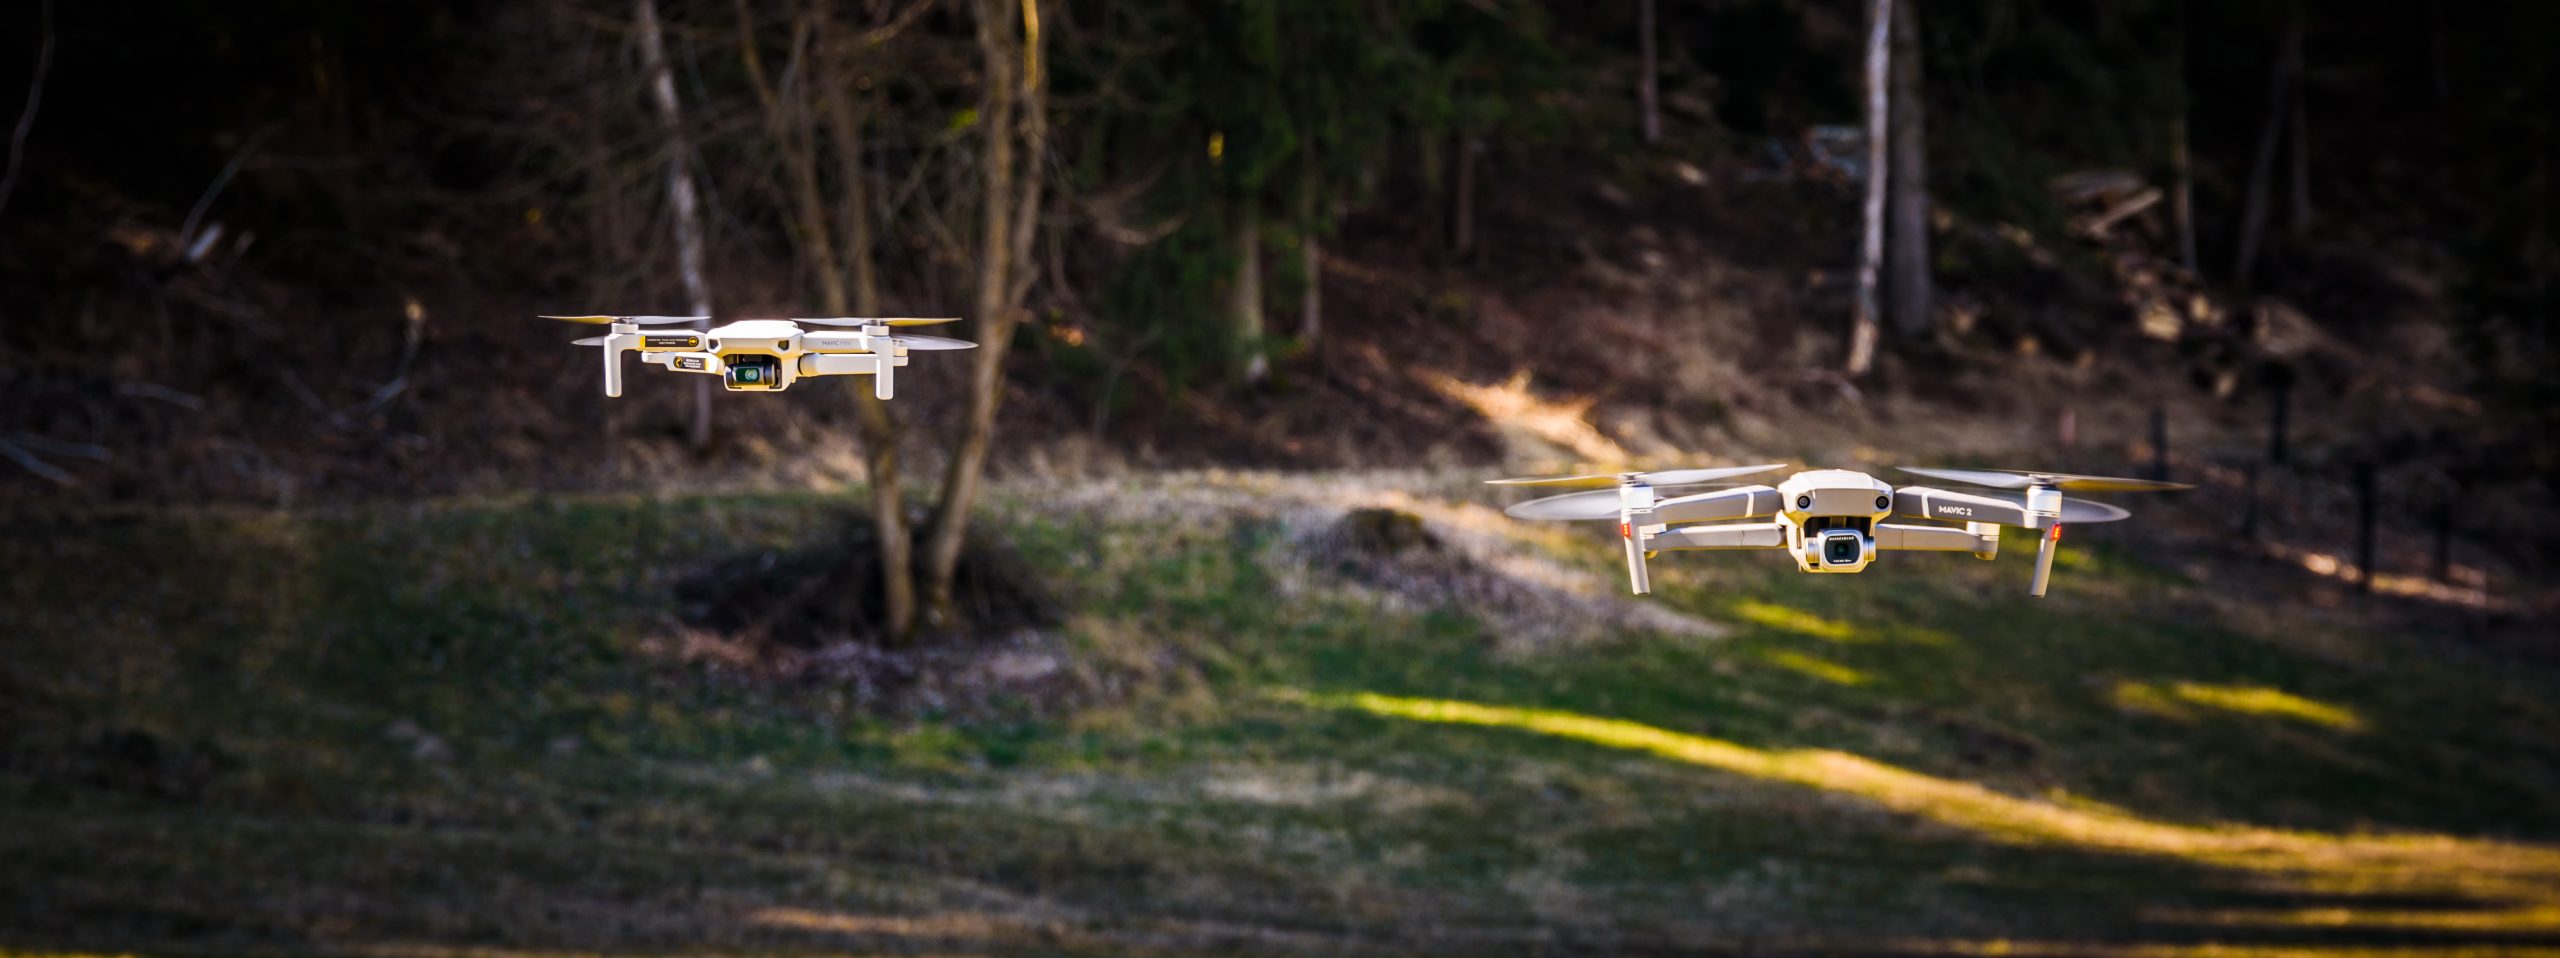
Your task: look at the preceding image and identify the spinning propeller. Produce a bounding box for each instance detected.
[790,317,961,327]
[539,314,710,325]
[1491,464,1787,595]
[1896,466,2192,493]
[1896,465,2187,596]
[1489,464,1786,490]
[883,334,975,350]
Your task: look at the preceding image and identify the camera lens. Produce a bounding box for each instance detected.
[1796,494,1812,509]
[1876,495,1891,510]
[1823,535,1860,565]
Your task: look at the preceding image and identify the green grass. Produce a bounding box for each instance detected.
[5,479,2559,957]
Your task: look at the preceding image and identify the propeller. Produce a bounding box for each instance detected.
[1896,466,2193,492]
[2058,498,2131,523]
[1502,484,1745,520]
[1488,463,1786,489]
[1897,467,2180,597]
[791,317,961,327]
[886,334,976,351]
[571,335,608,347]
[540,314,711,326]
[1504,489,1628,521]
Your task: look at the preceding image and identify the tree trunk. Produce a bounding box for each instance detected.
[746,0,916,641]
[2233,7,2301,286]
[2171,111,2198,274]
[2171,0,2199,274]
[820,9,915,643]
[1885,0,1930,339]
[1233,203,1267,383]
[634,0,716,450]
[1450,133,1482,259]
[1299,161,1322,345]
[2288,75,2311,235]
[922,0,1043,625]
[1638,0,1660,146]
[1844,0,1890,377]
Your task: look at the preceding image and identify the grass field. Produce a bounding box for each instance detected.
[6,473,2558,957]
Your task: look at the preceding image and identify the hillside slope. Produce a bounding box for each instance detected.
[7,475,2558,956]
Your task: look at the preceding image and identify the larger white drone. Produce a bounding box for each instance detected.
[542,314,975,399]
[1491,465,2190,597]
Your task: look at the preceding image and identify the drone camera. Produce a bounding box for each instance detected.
[1801,528,1876,573]
[722,355,783,391]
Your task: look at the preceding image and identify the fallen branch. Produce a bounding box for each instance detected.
[115,381,205,410]
[0,436,76,486]
[8,433,106,460]
[2071,186,2163,238]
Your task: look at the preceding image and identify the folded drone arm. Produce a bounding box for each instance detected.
[1874,522,1999,555]
[797,350,908,400]
[1647,522,1786,551]
[1893,486,2042,528]
[1653,485,1782,524]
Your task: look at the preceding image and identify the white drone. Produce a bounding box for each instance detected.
[542,314,975,398]
[1491,465,2190,597]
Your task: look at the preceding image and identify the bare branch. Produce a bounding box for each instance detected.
[0,0,51,218]
[0,436,78,486]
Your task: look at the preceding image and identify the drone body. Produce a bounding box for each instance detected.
[1492,465,2189,597]
[542,314,975,399]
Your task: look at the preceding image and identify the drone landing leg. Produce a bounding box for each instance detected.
[1623,528,1652,595]
[2029,524,2061,597]
[604,340,624,397]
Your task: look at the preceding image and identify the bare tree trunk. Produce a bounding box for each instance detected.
[1299,161,1322,345]
[1638,0,1661,146]
[1450,133,1481,258]
[1885,0,1930,339]
[635,0,716,450]
[742,0,916,640]
[1233,203,1267,383]
[2171,0,2199,274]
[922,0,1044,625]
[2233,7,2301,286]
[817,6,916,642]
[1844,0,1891,377]
[2288,75,2312,235]
[2172,112,2198,273]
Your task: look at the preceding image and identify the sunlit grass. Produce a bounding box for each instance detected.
[1733,598,1866,642]
[1301,690,2560,931]
[1762,649,1872,686]
[2113,680,2365,732]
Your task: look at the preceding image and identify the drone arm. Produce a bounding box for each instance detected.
[796,350,906,399]
[1652,485,1782,523]
[1647,522,1786,551]
[1874,522,1999,557]
[1893,486,2041,528]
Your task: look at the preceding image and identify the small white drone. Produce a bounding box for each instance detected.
[1491,465,2190,597]
[542,314,976,398]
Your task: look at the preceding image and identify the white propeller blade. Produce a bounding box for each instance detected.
[1897,466,2192,493]
[790,317,962,327]
[1487,463,1786,489]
